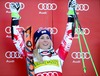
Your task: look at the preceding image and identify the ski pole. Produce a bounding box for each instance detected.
[81,29,99,76]
[75,19,87,73]
[73,7,98,76]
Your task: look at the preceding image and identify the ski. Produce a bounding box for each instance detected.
[24,26,34,76]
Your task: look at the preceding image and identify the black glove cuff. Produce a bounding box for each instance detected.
[68,15,74,22]
[68,17,74,22]
[11,18,19,25]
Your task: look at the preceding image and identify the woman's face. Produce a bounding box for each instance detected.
[38,34,51,50]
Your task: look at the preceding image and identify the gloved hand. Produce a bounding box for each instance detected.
[67,0,77,16]
[68,0,77,8]
[9,2,21,18]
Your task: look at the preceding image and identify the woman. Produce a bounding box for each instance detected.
[10,0,77,76]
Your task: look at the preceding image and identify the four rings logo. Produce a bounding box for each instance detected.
[5,2,25,13]
[75,28,90,35]
[5,26,24,38]
[74,27,90,39]
[39,27,58,34]
[5,51,23,59]
[37,72,58,76]
[38,3,57,10]
[71,52,90,59]
[5,2,89,12]
[76,4,89,11]
[5,26,58,38]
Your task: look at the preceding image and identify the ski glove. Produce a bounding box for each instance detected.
[9,2,21,18]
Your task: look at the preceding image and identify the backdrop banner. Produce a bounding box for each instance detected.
[0,0,100,76]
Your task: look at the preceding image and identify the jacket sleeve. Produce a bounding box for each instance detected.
[57,17,74,61]
[11,18,25,56]
[11,18,34,75]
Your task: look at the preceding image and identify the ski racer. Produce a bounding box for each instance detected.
[10,0,77,76]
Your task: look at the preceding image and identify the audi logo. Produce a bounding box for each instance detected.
[5,51,23,59]
[75,28,90,35]
[5,26,58,38]
[5,26,25,34]
[5,26,11,34]
[37,72,58,76]
[5,2,25,13]
[38,3,57,10]
[39,27,58,34]
[76,4,89,11]
[71,52,90,59]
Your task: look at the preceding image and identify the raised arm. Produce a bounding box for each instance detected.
[58,0,77,61]
[10,3,34,75]
[10,2,25,56]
